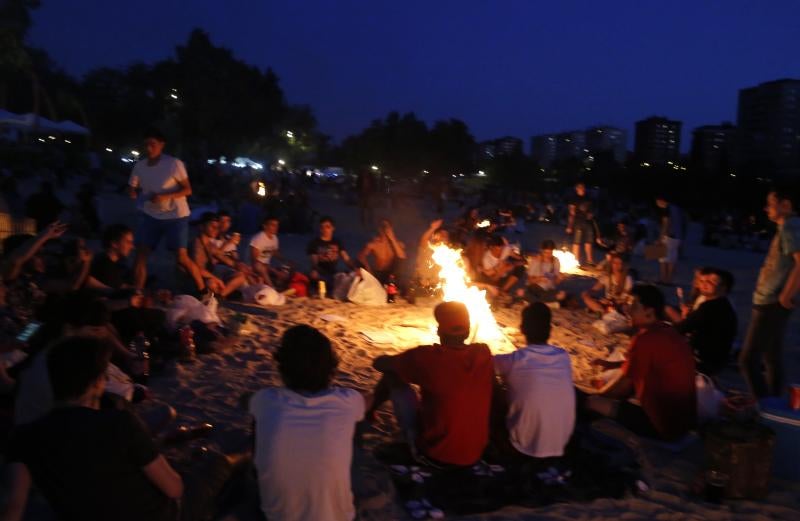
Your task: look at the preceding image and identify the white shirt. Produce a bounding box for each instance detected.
[526,256,561,290]
[482,246,511,271]
[493,344,575,458]
[250,387,365,521]
[249,232,279,265]
[598,274,634,300]
[128,154,190,219]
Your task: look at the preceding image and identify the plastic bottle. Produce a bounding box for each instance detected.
[318,280,327,299]
[386,275,398,303]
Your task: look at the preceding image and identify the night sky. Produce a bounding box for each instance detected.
[30,0,800,149]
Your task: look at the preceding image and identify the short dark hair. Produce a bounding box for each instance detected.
[102,224,133,250]
[200,212,219,225]
[47,336,112,401]
[770,186,797,208]
[631,284,665,320]
[262,215,279,226]
[319,216,335,226]
[521,302,551,344]
[275,325,339,393]
[540,239,556,250]
[143,126,166,142]
[702,267,735,293]
[217,210,231,219]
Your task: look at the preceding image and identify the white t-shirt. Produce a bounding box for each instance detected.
[526,256,561,290]
[250,387,365,521]
[128,154,190,219]
[493,344,575,458]
[249,232,279,265]
[482,246,511,271]
[598,274,634,300]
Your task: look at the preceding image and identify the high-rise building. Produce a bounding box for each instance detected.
[555,131,586,162]
[530,134,557,167]
[479,136,523,160]
[737,78,800,178]
[690,123,737,174]
[586,126,627,164]
[634,116,682,166]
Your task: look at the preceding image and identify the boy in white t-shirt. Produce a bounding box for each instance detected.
[249,216,289,288]
[127,128,205,294]
[249,326,370,521]
[522,239,566,304]
[492,303,575,460]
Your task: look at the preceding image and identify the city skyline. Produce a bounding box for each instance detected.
[29,1,800,148]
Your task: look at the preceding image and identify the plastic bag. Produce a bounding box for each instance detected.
[105,362,134,401]
[696,373,724,424]
[333,272,357,301]
[165,294,222,328]
[242,284,286,306]
[347,268,387,305]
[592,310,629,335]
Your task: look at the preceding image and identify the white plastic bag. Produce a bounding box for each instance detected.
[165,294,222,328]
[242,284,286,306]
[696,373,724,424]
[333,272,357,301]
[592,310,629,334]
[347,268,387,305]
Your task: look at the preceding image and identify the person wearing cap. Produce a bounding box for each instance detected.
[128,127,206,295]
[368,302,494,466]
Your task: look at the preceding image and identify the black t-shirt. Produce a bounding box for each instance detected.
[677,297,738,375]
[306,237,345,276]
[90,254,133,289]
[7,407,174,521]
[570,195,593,225]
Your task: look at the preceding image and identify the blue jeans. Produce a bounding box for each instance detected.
[136,214,190,251]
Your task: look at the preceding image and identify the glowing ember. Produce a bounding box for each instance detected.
[476,219,491,228]
[553,248,581,274]
[431,244,515,353]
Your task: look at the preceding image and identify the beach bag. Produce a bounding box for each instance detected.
[592,310,628,335]
[696,373,725,424]
[165,295,222,328]
[347,268,387,305]
[242,284,286,306]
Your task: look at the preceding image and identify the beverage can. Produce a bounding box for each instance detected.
[790,384,800,411]
[318,280,326,299]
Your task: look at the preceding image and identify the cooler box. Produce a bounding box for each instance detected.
[759,397,800,480]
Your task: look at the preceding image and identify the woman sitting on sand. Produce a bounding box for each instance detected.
[581,253,634,314]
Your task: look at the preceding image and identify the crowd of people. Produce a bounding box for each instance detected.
[0,128,799,521]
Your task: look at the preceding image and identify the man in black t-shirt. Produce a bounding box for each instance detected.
[306,216,357,296]
[566,182,597,266]
[3,337,182,521]
[88,223,136,291]
[675,267,738,376]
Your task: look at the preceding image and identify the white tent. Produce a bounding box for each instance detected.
[0,110,88,134]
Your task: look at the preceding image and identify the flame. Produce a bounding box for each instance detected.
[431,244,515,353]
[256,182,267,197]
[553,248,581,274]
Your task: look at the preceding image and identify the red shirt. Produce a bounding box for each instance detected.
[392,343,493,465]
[623,322,697,440]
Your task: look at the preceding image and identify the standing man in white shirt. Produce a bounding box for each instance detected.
[492,302,575,460]
[128,128,205,293]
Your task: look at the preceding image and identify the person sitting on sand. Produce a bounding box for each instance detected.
[521,240,566,304]
[589,284,697,441]
[306,216,357,296]
[367,302,493,466]
[3,336,237,521]
[414,218,450,292]
[250,216,297,290]
[492,303,575,461]
[477,235,526,298]
[357,219,407,285]
[664,266,707,323]
[674,267,738,377]
[250,325,369,521]
[581,253,634,314]
[192,212,247,298]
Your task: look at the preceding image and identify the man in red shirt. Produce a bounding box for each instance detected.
[591,284,696,440]
[369,302,494,466]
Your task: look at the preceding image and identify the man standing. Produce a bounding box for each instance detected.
[128,128,204,294]
[655,194,684,285]
[739,189,800,398]
[566,182,596,266]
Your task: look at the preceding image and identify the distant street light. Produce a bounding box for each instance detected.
[278,159,286,166]
[286,130,294,139]
[370,165,379,171]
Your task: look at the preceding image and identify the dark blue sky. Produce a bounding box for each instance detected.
[30,0,800,150]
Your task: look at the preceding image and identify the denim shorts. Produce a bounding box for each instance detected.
[136,214,189,251]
